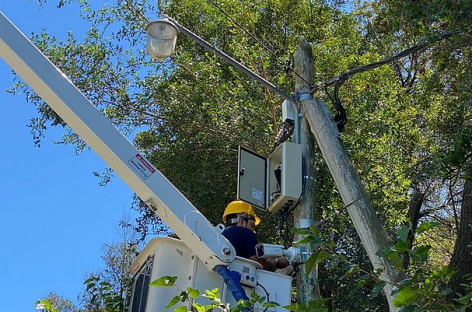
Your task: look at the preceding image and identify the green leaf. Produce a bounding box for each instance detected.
[372,281,386,297]
[36,299,59,312]
[173,306,188,312]
[394,240,410,252]
[305,251,329,275]
[444,267,458,280]
[84,276,99,284]
[180,290,189,302]
[166,295,181,308]
[393,287,420,307]
[396,225,410,242]
[454,291,472,305]
[283,303,306,312]
[357,274,371,288]
[86,282,96,291]
[357,279,367,288]
[401,306,416,312]
[35,300,51,311]
[309,225,320,235]
[464,273,472,280]
[150,276,178,287]
[342,264,360,278]
[187,287,200,299]
[236,299,252,309]
[415,221,440,235]
[305,254,317,275]
[202,288,220,301]
[292,228,310,235]
[327,240,336,248]
[251,291,264,304]
[263,301,280,307]
[308,298,330,310]
[359,274,370,280]
[278,75,285,85]
[296,235,316,245]
[376,246,394,257]
[411,245,432,263]
[192,304,206,312]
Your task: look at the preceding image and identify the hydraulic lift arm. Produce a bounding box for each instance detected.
[0,11,236,270]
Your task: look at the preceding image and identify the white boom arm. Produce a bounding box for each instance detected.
[0,11,235,269]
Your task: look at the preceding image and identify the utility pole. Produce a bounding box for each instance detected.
[293,43,320,304]
[294,43,400,311]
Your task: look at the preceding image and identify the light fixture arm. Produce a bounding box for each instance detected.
[166,16,295,103]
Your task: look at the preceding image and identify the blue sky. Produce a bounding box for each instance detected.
[0,2,136,311]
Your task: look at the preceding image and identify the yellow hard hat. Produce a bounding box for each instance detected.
[222,201,260,225]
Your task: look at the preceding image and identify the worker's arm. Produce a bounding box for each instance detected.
[249,255,289,272]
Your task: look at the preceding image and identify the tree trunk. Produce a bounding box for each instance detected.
[402,186,424,270]
[448,178,472,298]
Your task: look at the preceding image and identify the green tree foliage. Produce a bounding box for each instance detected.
[150,275,284,312]
[35,215,139,312]
[36,293,77,312]
[79,217,139,312]
[352,0,472,304]
[13,0,349,241]
[11,0,472,310]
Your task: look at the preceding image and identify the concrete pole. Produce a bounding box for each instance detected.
[293,43,320,304]
[294,43,400,311]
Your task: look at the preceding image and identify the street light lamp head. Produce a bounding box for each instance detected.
[146,15,178,60]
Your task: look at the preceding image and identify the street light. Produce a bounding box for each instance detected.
[145,15,295,103]
[146,15,178,59]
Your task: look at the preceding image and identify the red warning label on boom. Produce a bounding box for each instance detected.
[128,154,155,180]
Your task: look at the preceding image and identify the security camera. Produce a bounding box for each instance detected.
[256,244,285,258]
[255,243,300,263]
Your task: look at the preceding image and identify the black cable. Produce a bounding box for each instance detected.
[333,81,347,132]
[311,31,456,94]
[276,206,293,247]
[256,282,271,312]
[275,154,305,244]
[316,31,456,132]
[128,0,455,99]
[272,119,294,151]
[206,0,278,58]
[288,156,306,215]
[324,81,346,132]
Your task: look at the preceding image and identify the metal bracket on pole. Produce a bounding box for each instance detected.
[295,218,315,264]
[282,99,301,144]
[293,88,314,144]
[298,246,309,263]
[296,90,339,138]
[295,218,315,229]
[295,88,314,101]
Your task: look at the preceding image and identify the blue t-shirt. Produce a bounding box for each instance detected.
[222,226,258,259]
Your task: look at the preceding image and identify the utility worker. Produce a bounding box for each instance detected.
[222,200,289,272]
[214,201,289,307]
